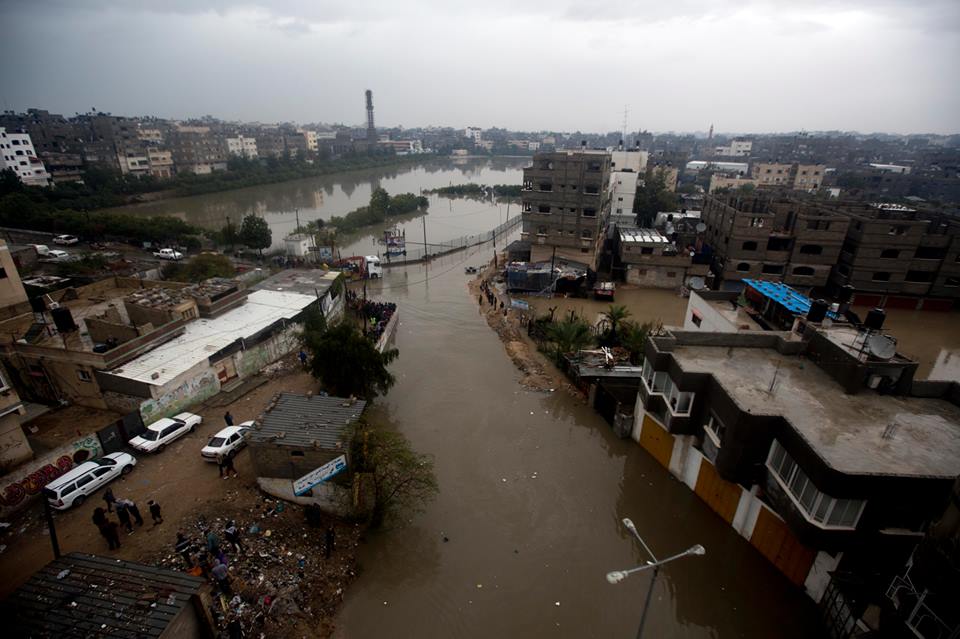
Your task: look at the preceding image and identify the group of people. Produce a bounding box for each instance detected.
[174,521,246,595]
[354,300,397,342]
[93,488,163,550]
[478,281,509,316]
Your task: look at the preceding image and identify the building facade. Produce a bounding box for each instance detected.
[520,150,611,266]
[225,136,258,159]
[0,128,50,186]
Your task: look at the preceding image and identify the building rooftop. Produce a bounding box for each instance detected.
[106,289,314,386]
[670,344,960,478]
[4,552,204,638]
[253,268,342,297]
[252,393,367,449]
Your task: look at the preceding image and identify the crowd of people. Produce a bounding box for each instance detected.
[346,295,397,343]
[91,489,162,550]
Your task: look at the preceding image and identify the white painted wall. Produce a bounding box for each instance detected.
[683,291,739,332]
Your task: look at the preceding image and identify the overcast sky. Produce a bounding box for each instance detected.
[2,0,958,134]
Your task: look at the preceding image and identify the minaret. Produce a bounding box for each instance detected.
[708,124,714,142]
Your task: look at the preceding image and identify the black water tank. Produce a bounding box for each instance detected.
[29,296,47,313]
[865,307,886,331]
[50,307,77,333]
[807,299,828,323]
[837,284,855,304]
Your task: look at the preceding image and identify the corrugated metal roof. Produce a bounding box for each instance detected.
[5,552,204,638]
[105,289,315,386]
[743,279,839,319]
[252,393,367,449]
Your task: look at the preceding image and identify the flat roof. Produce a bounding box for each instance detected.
[252,393,367,448]
[670,345,960,478]
[106,289,314,386]
[253,268,342,297]
[5,552,203,638]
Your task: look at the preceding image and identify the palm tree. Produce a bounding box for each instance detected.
[545,316,593,364]
[602,304,632,346]
[619,320,661,365]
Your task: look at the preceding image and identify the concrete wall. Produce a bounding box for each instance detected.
[158,599,205,639]
[0,409,31,473]
[625,265,685,288]
[85,317,140,345]
[138,362,220,423]
[684,292,738,332]
[250,442,344,481]
[0,241,28,309]
[0,433,102,516]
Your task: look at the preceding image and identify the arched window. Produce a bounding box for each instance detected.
[792,266,815,276]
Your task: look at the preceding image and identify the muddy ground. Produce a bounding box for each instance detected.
[0,354,361,638]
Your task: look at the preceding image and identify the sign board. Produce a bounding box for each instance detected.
[293,455,347,496]
[510,298,530,311]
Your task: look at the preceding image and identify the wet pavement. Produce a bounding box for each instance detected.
[333,246,822,638]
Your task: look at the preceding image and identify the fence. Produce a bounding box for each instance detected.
[381,215,521,266]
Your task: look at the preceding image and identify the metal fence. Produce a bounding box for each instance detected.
[381,215,521,265]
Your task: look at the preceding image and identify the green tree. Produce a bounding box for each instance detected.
[302,318,399,399]
[545,315,594,364]
[352,425,438,528]
[221,219,240,251]
[635,168,678,227]
[601,304,632,346]
[239,214,272,256]
[167,253,236,282]
[369,187,390,221]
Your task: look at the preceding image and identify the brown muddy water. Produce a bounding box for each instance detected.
[333,245,822,639]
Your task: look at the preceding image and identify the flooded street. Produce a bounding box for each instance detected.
[333,245,821,639]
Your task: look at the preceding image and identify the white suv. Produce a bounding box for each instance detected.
[43,452,137,510]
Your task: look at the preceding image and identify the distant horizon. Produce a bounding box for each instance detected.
[4,104,957,140]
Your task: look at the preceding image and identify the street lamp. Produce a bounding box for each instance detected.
[606,517,705,639]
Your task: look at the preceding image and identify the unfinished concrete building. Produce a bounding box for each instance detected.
[702,193,849,292]
[520,150,611,267]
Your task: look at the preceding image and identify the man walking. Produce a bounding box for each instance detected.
[223,453,238,478]
[224,411,234,427]
[148,499,163,525]
[103,520,121,550]
[103,487,116,513]
[224,521,243,553]
[211,558,232,595]
[206,528,220,555]
[175,532,193,568]
[92,507,108,529]
[116,500,133,533]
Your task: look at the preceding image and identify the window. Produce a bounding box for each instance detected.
[581,229,592,239]
[736,262,750,272]
[888,225,908,236]
[905,270,935,283]
[584,185,600,194]
[806,219,831,231]
[799,245,823,255]
[690,312,702,327]
[583,208,596,217]
[77,369,92,382]
[537,226,547,235]
[667,271,676,277]
[767,441,865,529]
[915,246,947,260]
[792,266,815,276]
[538,205,550,213]
[762,264,784,275]
[872,272,891,282]
[704,414,726,447]
[587,161,601,171]
[749,217,765,228]
[538,183,552,192]
[93,467,112,478]
[0,267,6,279]
[741,241,757,251]
[75,474,95,488]
[880,249,899,259]
[640,247,654,255]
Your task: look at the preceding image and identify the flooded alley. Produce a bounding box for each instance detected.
[332,246,822,639]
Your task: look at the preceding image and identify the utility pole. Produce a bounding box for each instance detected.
[550,246,557,294]
[422,215,428,260]
[43,499,61,559]
[295,208,300,232]
[493,228,497,269]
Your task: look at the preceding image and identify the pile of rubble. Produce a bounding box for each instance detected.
[146,487,361,638]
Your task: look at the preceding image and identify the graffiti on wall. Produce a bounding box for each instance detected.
[140,369,220,422]
[0,434,102,514]
[238,326,300,378]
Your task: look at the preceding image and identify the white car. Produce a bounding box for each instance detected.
[46,249,71,261]
[128,412,203,453]
[53,234,79,246]
[200,422,253,462]
[42,452,137,510]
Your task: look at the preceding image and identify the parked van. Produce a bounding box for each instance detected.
[42,452,137,510]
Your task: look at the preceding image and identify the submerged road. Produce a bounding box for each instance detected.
[334,245,820,638]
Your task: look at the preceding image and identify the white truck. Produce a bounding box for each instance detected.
[153,248,184,261]
[365,255,382,278]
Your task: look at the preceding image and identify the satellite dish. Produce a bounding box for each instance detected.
[866,334,897,360]
[696,222,707,233]
[688,276,706,290]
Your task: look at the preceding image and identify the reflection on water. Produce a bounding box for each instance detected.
[108,158,528,255]
[875,306,960,381]
[333,247,820,638]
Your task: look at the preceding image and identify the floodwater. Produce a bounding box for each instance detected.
[333,244,822,639]
[111,157,527,256]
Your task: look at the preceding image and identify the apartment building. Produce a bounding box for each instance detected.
[520,150,611,266]
[170,125,227,174]
[225,136,258,159]
[702,193,849,291]
[147,148,174,178]
[753,162,826,191]
[0,128,51,186]
[708,173,759,193]
[616,229,708,288]
[714,139,752,157]
[831,203,960,307]
[648,163,679,192]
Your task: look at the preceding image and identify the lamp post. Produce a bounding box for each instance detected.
[606,517,705,639]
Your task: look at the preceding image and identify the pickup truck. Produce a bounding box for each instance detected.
[153,248,184,261]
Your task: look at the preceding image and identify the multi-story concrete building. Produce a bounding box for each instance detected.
[170,125,227,174]
[647,162,678,192]
[708,173,759,193]
[831,202,960,307]
[714,139,752,157]
[520,150,611,266]
[0,128,50,186]
[702,193,850,291]
[616,228,709,288]
[302,130,318,152]
[793,164,825,191]
[465,127,483,144]
[752,162,825,191]
[147,148,174,178]
[225,136,258,159]
[117,151,150,177]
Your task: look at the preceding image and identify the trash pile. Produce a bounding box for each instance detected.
[145,488,361,638]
